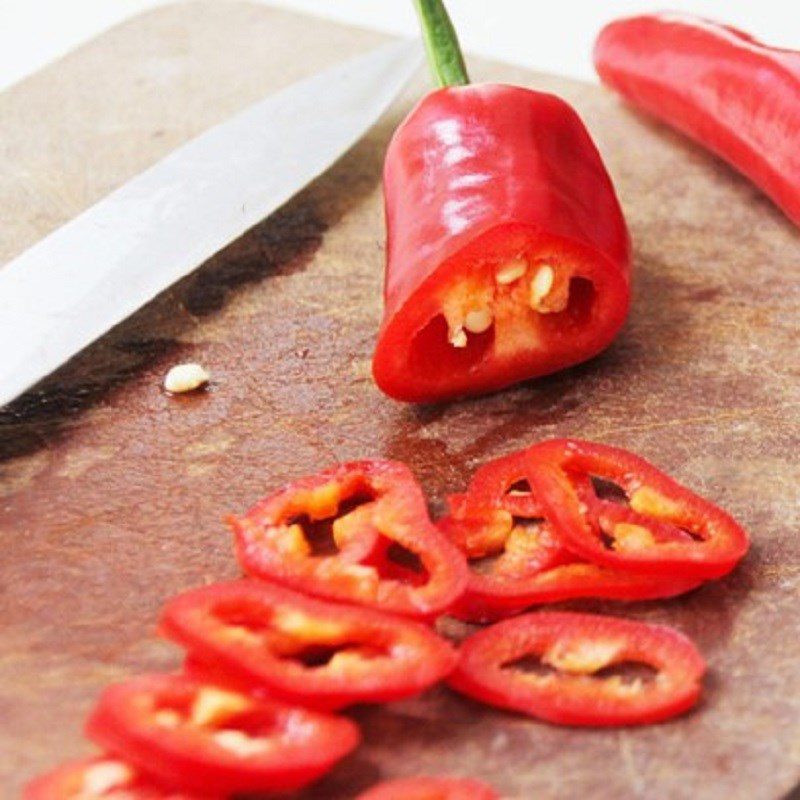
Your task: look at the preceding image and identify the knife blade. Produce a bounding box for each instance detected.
[0,39,421,408]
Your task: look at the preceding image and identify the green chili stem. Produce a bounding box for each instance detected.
[412,0,470,87]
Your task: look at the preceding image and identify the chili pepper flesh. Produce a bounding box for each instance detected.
[160,579,458,710]
[84,674,360,794]
[449,611,706,726]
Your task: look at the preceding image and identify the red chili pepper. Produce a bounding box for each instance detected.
[594,14,800,227]
[439,451,700,621]
[372,0,630,403]
[23,756,212,800]
[230,460,467,619]
[355,775,498,799]
[160,579,458,710]
[527,439,750,579]
[84,674,359,795]
[449,611,705,726]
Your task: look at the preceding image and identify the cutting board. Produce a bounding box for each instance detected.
[2,3,799,798]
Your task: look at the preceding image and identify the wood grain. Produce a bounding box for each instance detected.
[1,3,799,798]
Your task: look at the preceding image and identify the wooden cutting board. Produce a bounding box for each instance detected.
[2,3,799,798]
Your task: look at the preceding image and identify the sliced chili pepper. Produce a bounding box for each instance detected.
[23,756,211,800]
[449,611,705,726]
[229,460,467,619]
[372,0,630,403]
[439,451,699,621]
[356,775,498,799]
[594,14,800,227]
[84,674,359,795]
[527,439,750,579]
[447,449,545,521]
[160,579,458,710]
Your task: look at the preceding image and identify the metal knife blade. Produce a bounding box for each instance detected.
[0,40,421,407]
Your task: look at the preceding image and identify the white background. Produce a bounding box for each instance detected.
[1,0,798,92]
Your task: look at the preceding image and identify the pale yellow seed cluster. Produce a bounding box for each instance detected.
[543,638,623,674]
[190,686,251,727]
[445,259,569,348]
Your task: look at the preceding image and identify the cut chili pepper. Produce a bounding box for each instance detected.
[442,522,701,622]
[449,611,705,726]
[527,439,749,579]
[23,756,211,800]
[372,0,630,402]
[356,775,498,799]
[439,450,699,621]
[84,674,359,795]
[594,14,800,227]
[447,449,545,521]
[230,460,467,619]
[160,579,458,710]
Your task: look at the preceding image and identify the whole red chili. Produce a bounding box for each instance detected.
[594,13,800,227]
[372,0,630,403]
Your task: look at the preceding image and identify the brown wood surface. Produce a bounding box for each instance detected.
[2,3,799,798]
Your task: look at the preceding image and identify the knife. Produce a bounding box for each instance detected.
[0,40,422,408]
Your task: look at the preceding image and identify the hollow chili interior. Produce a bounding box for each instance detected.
[160,580,458,709]
[449,611,706,726]
[376,224,629,402]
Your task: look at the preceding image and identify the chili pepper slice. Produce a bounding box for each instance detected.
[449,611,705,726]
[527,439,750,579]
[230,460,467,619]
[372,0,630,403]
[160,579,458,710]
[23,757,211,800]
[355,775,498,799]
[594,14,800,227]
[439,451,700,621]
[84,674,359,795]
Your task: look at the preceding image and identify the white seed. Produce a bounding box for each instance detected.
[448,326,468,348]
[464,308,493,334]
[82,761,133,796]
[212,729,272,757]
[495,259,527,285]
[529,265,556,311]
[164,363,210,393]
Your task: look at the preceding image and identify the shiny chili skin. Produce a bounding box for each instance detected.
[373,84,630,402]
[449,611,705,726]
[23,757,211,800]
[160,579,458,710]
[84,674,359,795]
[230,460,467,619]
[527,439,750,579]
[594,13,800,227]
[355,775,498,799]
